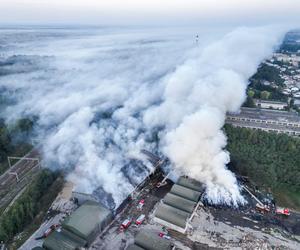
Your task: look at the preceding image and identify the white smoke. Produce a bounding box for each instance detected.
[0,26,285,207]
[143,26,285,206]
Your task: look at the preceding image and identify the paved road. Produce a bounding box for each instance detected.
[19,214,64,250]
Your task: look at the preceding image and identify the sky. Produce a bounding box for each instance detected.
[0,0,300,26]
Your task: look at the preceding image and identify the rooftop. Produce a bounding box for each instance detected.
[133,230,173,250]
[170,184,201,202]
[62,200,112,240]
[177,176,205,192]
[43,229,87,250]
[163,192,196,213]
[227,107,300,124]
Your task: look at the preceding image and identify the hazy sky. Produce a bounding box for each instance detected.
[0,0,300,26]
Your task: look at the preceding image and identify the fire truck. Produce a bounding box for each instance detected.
[275,207,290,216]
[137,199,145,210]
[135,214,145,225]
[255,203,271,214]
[120,219,132,232]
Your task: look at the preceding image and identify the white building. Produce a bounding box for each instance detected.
[254,99,287,110]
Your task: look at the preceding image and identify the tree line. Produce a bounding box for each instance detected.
[225,125,300,192]
[0,118,34,175]
[0,169,60,243]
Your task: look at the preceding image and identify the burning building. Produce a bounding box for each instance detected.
[154,177,204,233]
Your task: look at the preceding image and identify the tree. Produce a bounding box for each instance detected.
[247,89,255,98]
[243,96,256,108]
[260,90,271,100]
[224,124,300,192]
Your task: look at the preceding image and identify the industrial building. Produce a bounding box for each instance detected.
[126,230,174,250]
[226,107,300,136]
[43,200,112,250]
[154,177,204,234]
[254,99,287,110]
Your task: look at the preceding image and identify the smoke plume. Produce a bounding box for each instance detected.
[0,26,284,207]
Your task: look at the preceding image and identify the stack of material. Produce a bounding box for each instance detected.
[154,177,204,233]
[127,230,173,250]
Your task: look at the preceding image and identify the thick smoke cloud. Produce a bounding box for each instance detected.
[0,26,284,207]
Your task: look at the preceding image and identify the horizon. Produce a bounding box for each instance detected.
[1,0,300,27]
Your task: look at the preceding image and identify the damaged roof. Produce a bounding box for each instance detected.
[177,176,204,193]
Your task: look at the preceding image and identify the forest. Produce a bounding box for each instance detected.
[0,169,62,244]
[0,118,34,175]
[225,125,300,209]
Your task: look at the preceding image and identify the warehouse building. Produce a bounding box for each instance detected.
[254,99,287,110]
[43,200,112,250]
[126,230,174,250]
[169,184,201,202]
[154,177,203,234]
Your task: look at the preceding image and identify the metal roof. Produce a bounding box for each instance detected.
[155,203,189,229]
[163,192,196,213]
[43,229,86,250]
[177,177,204,192]
[170,184,201,202]
[134,230,173,250]
[126,244,145,250]
[62,200,112,240]
[228,107,300,123]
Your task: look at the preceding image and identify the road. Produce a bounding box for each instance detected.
[19,213,65,250]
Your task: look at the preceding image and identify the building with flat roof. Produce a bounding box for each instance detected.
[254,99,287,110]
[43,200,112,250]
